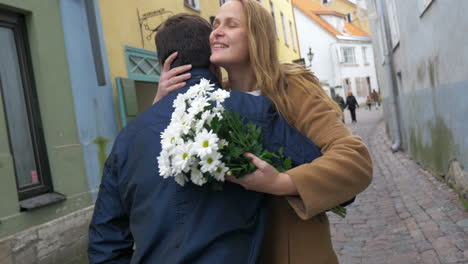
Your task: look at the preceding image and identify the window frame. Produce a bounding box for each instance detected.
[289,21,297,51]
[362,46,369,65]
[0,10,53,201]
[341,47,357,64]
[269,1,278,38]
[280,12,288,46]
[184,0,200,11]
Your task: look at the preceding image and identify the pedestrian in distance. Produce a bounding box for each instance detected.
[334,93,346,123]
[346,91,359,123]
[366,95,372,111]
[371,89,380,109]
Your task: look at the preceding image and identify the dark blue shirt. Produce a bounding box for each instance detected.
[88,68,322,264]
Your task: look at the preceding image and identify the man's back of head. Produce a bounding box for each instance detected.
[155,13,212,69]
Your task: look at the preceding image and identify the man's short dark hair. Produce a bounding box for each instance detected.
[155,13,212,68]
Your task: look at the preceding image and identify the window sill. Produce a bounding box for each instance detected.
[341,63,359,67]
[19,192,67,211]
[184,4,200,13]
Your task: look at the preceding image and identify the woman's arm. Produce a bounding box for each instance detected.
[285,88,372,220]
[152,52,192,104]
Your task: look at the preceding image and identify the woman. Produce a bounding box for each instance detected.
[154,1,372,263]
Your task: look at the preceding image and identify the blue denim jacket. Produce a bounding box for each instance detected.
[88,68,322,264]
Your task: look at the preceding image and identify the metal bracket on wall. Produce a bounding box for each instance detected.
[137,8,174,48]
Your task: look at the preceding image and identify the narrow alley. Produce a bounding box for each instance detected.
[330,108,468,264]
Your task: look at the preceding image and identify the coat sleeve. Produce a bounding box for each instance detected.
[285,87,373,220]
[88,154,134,264]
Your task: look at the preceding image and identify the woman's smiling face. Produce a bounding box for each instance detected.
[209,1,250,68]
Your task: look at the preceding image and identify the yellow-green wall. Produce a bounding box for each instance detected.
[99,0,300,126]
[99,0,218,93]
[259,0,301,62]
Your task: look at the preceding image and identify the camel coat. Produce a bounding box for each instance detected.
[261,85,373,264]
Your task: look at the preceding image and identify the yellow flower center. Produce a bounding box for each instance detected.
[203,140,209,148]
[207,157,213,164]
[183,153,188,160]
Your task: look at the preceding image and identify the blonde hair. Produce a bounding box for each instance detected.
[236,0,342,123]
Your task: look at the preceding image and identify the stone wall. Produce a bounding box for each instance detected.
[0,206,93,264]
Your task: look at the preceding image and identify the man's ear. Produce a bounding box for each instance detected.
[209,64,222,82]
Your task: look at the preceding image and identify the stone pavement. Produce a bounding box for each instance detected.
[329,108,468,264]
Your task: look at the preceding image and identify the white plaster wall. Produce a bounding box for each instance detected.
[294,8,379,103]
[336,42,379,103]
[294,8,337,88]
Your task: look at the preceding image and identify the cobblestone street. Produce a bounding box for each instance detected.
[329,108,468,264]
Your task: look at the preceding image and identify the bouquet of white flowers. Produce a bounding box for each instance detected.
[157,78,291,188]
[157,78,346,217]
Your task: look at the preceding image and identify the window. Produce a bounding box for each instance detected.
[341,47,356,64]
[184,0,200,10]
[280,12,288,45]
[269,1,278,37]
[362,46,369,64]
[219,0,228,6]
[0,10,53,202]
[289,21,297,51]
[345,13,352,22]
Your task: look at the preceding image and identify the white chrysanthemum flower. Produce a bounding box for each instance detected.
[188,96,210,116]
[200,151,221,173]
[194,129,219,158]
[194,111,214,132]
[211,89,230,103]
[212,162,229,181]
[186,83,203,98]
[212,103,225,118]
[171,142,194,174]
[161,124,182,150]
[172,112,193,135]
[199,78,215,92]
[190,166,206,186]
[173,93,189,112]
[174,173,188,186]
[218,139,228,149]
[157,149,172,178]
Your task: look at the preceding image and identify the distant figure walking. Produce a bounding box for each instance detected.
[366,95,372,111]
[334,93,346,123]
[346,91,359,123]
[371,89,380,109]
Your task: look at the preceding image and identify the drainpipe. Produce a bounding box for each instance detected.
[376,0,402,152]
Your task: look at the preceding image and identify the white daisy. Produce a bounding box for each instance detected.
[171,142,194,174]
[160,124,182,151]
[174,173,188,186]
[212,162,229,182]
[190,166,206,186]
[157,149,172,178]
[210,89,230,104]
[194,129,219,158]
[200,151,221,173]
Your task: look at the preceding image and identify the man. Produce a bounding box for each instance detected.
[88,14,322,263]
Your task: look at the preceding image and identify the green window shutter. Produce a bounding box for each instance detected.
[124,46,160,82]
[116,77,137,127]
